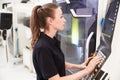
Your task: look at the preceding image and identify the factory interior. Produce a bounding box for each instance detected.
[0,0,120,80]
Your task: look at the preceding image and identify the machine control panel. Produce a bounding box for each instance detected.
[91,50,106,79]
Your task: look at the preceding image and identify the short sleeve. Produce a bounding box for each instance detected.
[37,47,58,79]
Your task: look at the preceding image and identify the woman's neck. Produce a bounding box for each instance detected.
[44,29,56,38]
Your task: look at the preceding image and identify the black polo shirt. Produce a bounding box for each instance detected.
[33,32,65,80]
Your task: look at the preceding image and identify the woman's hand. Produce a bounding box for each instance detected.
[81,57,93,69]
[79,57,93,69]
[84,56,103,74]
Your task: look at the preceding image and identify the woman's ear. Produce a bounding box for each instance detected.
[46,17,53,25]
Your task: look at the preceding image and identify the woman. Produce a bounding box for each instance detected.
[30,3,102,80]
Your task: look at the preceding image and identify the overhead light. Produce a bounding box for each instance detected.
[65,0,70,4]
[70,9,92,17]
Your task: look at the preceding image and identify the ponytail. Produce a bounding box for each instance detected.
[30,6,41,48]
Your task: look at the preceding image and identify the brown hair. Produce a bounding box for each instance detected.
[30,3,58,48]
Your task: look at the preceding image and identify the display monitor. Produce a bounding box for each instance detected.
[0,12,12,30]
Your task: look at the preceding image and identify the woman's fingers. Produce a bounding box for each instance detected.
[91,56,103,65]
[84,57,93,65]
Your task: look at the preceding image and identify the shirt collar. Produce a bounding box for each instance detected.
[40,32,60,46]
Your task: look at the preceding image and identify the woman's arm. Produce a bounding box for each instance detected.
[65,57,93,70]
[49,56,102,80]
[65,62,85,70]
[49,69,88,80]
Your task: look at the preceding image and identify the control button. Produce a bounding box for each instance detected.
[112,27,114,30]
[95,69,98,73]
[114,17,116,20]
[116,5,119,8]
[117,1,119,4]
[112,24,115,27]
[115,9,118,12]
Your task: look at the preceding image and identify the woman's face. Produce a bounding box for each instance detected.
[51,7,66,31]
